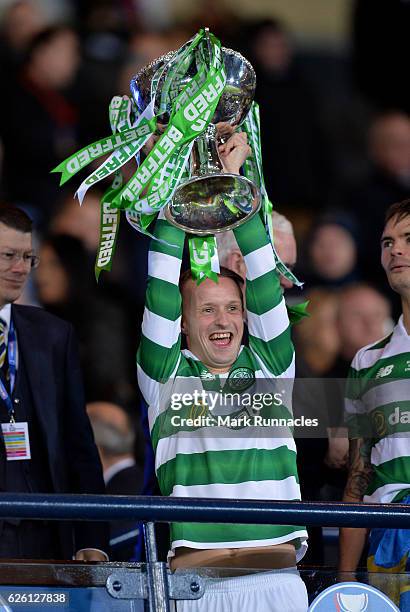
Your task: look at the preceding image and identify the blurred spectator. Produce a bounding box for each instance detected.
[188,0,243,49]
[0,1,45,75]
[330,111,410,293]
[302,216,360,289]
[34,233,139,404]
[294,288,340,376]
[117,29,179,96]
[352,0,410,114]
[288,280,339,564]
[73,0,138,39]
[51,191,101,252]
[0,25,81,227]
[87,401,144,561]
[334,283,393,372]
[71,1,132,146]
[216,210,297,291]
[245,18,330,209]
[50,189,150,306]
[322,283,393,499]
[292,288,339,564]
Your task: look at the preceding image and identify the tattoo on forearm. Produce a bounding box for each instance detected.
[343,438,373,501]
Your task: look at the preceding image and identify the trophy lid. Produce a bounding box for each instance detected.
[130,46,256,127]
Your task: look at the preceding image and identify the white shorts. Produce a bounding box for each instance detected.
[174,568,308,612]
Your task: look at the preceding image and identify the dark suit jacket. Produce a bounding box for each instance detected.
[0,304,108,558]
[106,463,144,561]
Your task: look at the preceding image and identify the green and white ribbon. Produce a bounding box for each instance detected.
[157,31,204,115]
[189,235,220,284]
[94,172,122,280]
[125,140,193,241]
[110,94,132,133]
[287,301,310,326]
[93,95,143,279]
[122,31,224,246]
[242,103,302,288]
[52,29,226,217]
[51,117,156,185]
[75,97,155,204]
[111,33,226,214]
[55,29,300,286]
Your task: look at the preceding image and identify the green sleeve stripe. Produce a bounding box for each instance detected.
[366,456,410,496]
[246,272,282,315]
[249,328,294,376]
[145,277,181,321]
[157,446,297,496]
[150,219,185,258]
[345,352,410,400]
[348,352,410,383]
[142,307,181,349]
[148,250,182,285]
[233,213,269,256]
[138,218,183,386]
[363,401,410,439]
[138,335,181,382]
[247,302,289,344]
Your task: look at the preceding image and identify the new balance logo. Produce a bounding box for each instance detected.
[200,371,215,380]
[376,364,394,378]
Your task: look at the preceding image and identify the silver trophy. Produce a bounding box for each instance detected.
[130,38,260,234]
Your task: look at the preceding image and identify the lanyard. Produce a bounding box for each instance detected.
[0,318,17,421]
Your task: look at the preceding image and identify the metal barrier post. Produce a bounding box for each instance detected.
[143,522,171,612]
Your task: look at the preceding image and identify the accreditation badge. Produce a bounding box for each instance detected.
[1,421,31,460]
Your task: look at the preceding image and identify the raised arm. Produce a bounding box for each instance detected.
[137,216,185,406]
[138,129,251,402]
[339,355,373,572]
[339,436,373,572]
[233,213,294,377]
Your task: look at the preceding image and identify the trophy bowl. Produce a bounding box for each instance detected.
[131,43,260,234]
[169,171,259,234]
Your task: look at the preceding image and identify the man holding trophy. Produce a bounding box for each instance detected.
[135,33,308,612]
[54,28,308,611]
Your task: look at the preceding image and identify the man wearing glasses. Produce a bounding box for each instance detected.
[0,203,108,560]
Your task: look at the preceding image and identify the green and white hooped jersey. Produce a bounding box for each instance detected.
[345,316,410,504]
[137,213,307,559]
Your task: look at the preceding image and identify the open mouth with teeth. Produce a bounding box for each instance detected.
[209,331,233,347]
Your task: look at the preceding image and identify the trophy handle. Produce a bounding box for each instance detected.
[190,124,224,177]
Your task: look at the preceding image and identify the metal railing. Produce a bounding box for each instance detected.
[1,494,409,611]
[0,493,409,528]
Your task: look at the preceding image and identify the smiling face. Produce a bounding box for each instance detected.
[381,214,410,295]
[0,222,32,307]
[181,275,244,374]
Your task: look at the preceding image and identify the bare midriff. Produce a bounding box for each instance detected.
[170,543,296,571]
